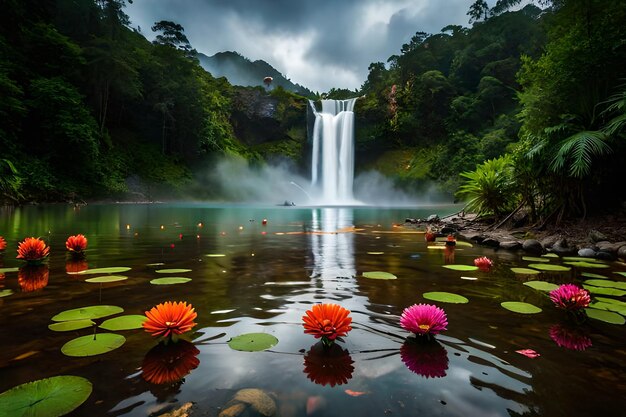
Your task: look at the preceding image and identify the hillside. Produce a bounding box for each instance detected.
[197,51,314,97]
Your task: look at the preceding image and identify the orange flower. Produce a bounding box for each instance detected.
[143,301,198,338]
[142,340,200,384]
[65,234,88,253]
[16,237,50,262]
[303,342,354,387]
[302,303,352,345]
[18,265,49,292]
[0,236,6,251]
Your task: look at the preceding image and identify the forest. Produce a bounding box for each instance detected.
[1,0,626,224]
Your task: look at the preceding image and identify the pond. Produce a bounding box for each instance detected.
[0,203,625,417]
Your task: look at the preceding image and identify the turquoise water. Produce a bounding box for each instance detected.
[0,203,625,417]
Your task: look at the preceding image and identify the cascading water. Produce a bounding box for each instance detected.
[309,98,358,205]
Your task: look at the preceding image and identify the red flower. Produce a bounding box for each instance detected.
[302,304,352,345]
[400,340,449,378]
[474,256,493,271]
[142,340,200,384]
[549,324,592,351]
[0,236,6,251]
[400,304,448,336]
[143,301,198,338]
[65,234,88,253]
[303,342,354,387]
[18,265,49,292]
[549,284,590,311]
[16,237,50,262]
[65,259,89,275]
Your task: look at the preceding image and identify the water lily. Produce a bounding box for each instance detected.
[18,265,49,292]
[16,237,50,263]
[0,236,6,251]
[143,301,198,339]
[142,340,200,384]
[65,234,87,254]
[474,256,493,271]
[303,342,354,387]
[445,234,456,246]
[400,340,449,378]
[549,324,592,351]
[549,284,590,311]
[302,303,352,347]
[400,304,448,336]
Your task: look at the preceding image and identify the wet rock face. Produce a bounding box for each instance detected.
[231,90,283,146]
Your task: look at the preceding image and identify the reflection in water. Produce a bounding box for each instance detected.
[18,265,49,292]
[303,342,354,386]
[400,339,449,378]
[141,340,200,385]
[549,323,592,351]
[309,208,355,280]
[444,245,455,264]
[65,258,88,275]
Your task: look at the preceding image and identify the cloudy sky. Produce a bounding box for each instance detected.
[126,0,501,92]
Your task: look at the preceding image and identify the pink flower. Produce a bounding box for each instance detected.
[549,284,590,311]
[549,324,592,351]
[516,349,540,358]
[400,304,448,336]
[400,341,449,378]
[474,256,493,270]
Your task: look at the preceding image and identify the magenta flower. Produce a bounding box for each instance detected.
[474,256,493,271]
[400,341,449,378]
[549,284,590,311]
[549,324,592,351]
[400,304,448,336]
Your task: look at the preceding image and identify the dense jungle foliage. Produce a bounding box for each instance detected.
[1,0,625,224]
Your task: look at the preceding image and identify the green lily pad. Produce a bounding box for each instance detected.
[500,301,542,314]
[423,291,469,304]
[511,267,541,275]
[155,268,192,274]
[0,267,19,273]
[84,275,128,283]
[586,308,625,325]
[523,256,550,262]
[542,253,559,258]
[455,241,473,248]
[589,301,626,316]
[562,257,604,263]
[228,333,278,352]
[0,289,14,298]
[528,263,571,272]
[61,333,126,357]
[564,261,610,269]
[615,272,626,278]
[205,254,226,257]
[99,315,147,331]
[584,279,626,290]
[581,272,608,279]
[595,297,626,306]
[78,267,131,275]
[362,271,397,280]
[442,265,479,271]
[149,277,192,285]
[0,375,92,417]
[582,285,626,296]
[367,252,384,255]
[523,281,559,291]
[51,305,124,322]
[48,319,95,332]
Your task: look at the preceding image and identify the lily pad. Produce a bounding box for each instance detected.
[84,275,128,283]
[562,257,604,263]
[78,267,131,275]
[442,265,479,271]
[0,267,19,273]
[589,301,626,316]
[367,252,384,255]
[155,268,192,274]
[99,315,147,331]
[522,256,550,262]
[510,267,541,275]
[48,319,95,332]
[542,253,559,258]
[228,333,278,352]
[523,281,559,291]
[500,301,542,314]
[584,279,626,290]
[527,263,571,272]
[61,333,126,357]
[586,308,625,325]
[564,261,610,269]
[615,272,626,278]
[149,277,192,285]
[0,375,92,417]
[51,305,124,322]
[0,289,13,298]
[454,241,473,248]
[205,254,226,257]
[581,272,608,279]
[595,297,626,306]
[423,291,469,304]
[583,285,626,296]
[362,271,397,280]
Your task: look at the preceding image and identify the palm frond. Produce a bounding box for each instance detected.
[549,130,611,178]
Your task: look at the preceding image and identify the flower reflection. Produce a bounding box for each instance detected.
[18,265,49,292]
[400,339,449,378]
[444,246,455,264]
[303,342,354,387]
[549,324,592,351]
[0,236,6,251]
[142,340,200,384]
[65,259,88,275]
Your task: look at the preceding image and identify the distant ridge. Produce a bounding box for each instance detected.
[197,51,313,96]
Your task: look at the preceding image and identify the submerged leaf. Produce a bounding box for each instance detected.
[228,333,278,351]
[423,291,469,304]
[500,302,542,314]
[61,333,126,357]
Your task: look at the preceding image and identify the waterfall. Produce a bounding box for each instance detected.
[309,98,358,205]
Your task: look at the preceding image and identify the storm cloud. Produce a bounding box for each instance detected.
[125,0,499,92]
